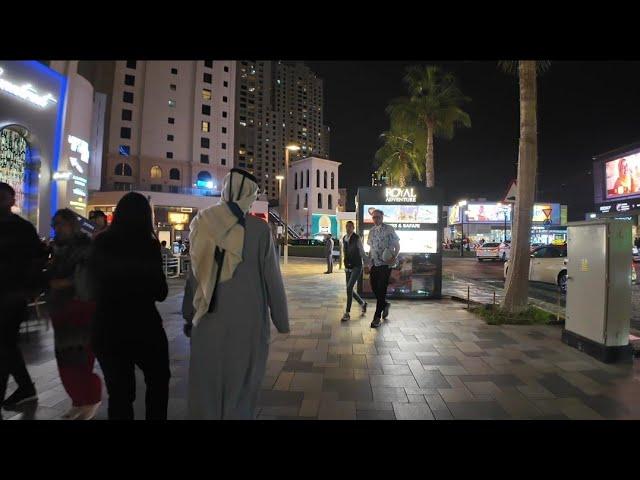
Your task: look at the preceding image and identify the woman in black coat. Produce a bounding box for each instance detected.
[89,192,170,420]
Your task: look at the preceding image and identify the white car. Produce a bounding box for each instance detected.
[504,245,568,293]
[476,242,501,262]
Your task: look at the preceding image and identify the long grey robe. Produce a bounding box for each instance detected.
[182,215,289,419]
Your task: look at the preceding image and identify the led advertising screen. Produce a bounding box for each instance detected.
[362,204,438,224]
[605,152,640,200]
[466,204,511,223]
[532,203,561,225]
[311,213,338,237]
[448,204,461,225]
[363,229,438,254]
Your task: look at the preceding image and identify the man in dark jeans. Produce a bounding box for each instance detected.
[0,183,46,408]
[366,210,400,328]
[324,233,334,274]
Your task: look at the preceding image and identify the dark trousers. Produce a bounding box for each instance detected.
[0,296,34,403]
[369,265,391,318]
[345,266,364,313]
[94,327,170,420]
[326,254,333,273]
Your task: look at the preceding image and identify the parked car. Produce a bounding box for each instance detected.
[476,242,502,262]
[504,244,568,293]
[633,245,640,263]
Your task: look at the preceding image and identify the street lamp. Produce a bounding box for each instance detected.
[283,144,300,265]
[497,202,509,243]
[303,207,310,239]
[458,200,467,258]
[276,175,284,199]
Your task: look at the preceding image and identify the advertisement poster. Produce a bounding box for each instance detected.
[448,204,461,225]
[605,152,640,200]
[362,204,438,224]
[311,213,337,238]
[532,203,561,225]
[466,204,511,223]
[363,229,438,254]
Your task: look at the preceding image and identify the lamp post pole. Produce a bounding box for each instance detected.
[282,144,300,266]
[458,201,467,258]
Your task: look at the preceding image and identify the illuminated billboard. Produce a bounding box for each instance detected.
[363,204,438,224]
[605,152,640,200]
[363,229,438,254]
[448,204,460,225]
[532,203,561,225]
[466,204,511,223]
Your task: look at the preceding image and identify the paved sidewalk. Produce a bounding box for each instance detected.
[4,257,640,420]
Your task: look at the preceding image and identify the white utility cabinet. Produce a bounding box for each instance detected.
[562,218,633,363]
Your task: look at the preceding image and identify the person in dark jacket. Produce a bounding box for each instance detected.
[324,233,334,274]
[89,192,170,420]
[47,209,102,420]
[0,183,46,409]
[341,221,368,321]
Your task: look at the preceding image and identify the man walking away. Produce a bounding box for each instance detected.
[324,233,334,274]
[0,182,46,409]
[366,210,400,328]
[341,221,367,321]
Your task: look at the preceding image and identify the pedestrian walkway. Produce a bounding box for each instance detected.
[5,258,640,420]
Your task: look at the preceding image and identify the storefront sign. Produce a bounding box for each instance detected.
[0,67,58,108]
[385,187,417,203]
[168,212,190,224]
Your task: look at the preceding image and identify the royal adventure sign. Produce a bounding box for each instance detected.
[385,187,417,203]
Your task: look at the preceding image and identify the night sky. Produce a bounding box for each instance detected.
[305,61,640,220]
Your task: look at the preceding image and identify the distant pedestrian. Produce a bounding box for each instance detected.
[366,209,400,328]
[183,168,289,419]
[160,240,173,259]
[89,192,170,420]
[47,209,102,420]
[324,233,334,274]
[0,182,47,410]
[341,221,367,321]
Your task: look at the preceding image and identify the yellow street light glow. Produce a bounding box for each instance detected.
[286,144,300,152]
[458,200,467,207]
[276,175,285,180]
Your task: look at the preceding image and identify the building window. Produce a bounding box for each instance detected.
[170,84,176,91]
[324,171,327,189]
[200,154,209,164]
[150,165,163,179]
[294,172,298,190]
[169,185,179,193]
[202,105,211,115]
[331,172,335,190]
[168,99,176,107]
[222,111,227,118]
[224,66,229,72]
[118,145,130,156]
[201,138,210,149]
[121,109,132,121]
[203,73,212,84]
[316,169,320,187]
[123,91,134,103]
[221,158,226,166]
[296,194,300,210]
[120,127,131,139]
[318,193,322,209]
[167,134,174,141]
[114,181,133,191]
[221,143,226,150]
[204,60,213,68]
[306,169,309,187]
[168,117,175,124]
[223,81,228,87]
[328,194,333,210]
[166,152,173,159]
[126,60,137,69]
[114,163,132,176]
[304,193,308,208]
[222,96,228,103]
[202,88,212,100]
[169,168,180,180]
[221,127,227,134]
[171,68,178,74]
[124,74,135,86]
[150,184,162,192]
[201,121,210,132]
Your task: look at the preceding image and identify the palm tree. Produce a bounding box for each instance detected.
[387,65,471,187]
[374,130,423,187]
[500,60,549,313]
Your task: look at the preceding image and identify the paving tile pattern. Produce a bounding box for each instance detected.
[5,259,640,420]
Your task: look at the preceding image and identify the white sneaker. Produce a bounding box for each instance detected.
[61,406,83,420]
[76,401,101,421]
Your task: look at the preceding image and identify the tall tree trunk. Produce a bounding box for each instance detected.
[501,60,538,313]
[425,121,435,188]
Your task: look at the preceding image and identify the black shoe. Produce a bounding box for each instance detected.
[383,302,391,319]
[361,302,368,315]
[370,316,382,328]
[2,384,37,408]
[324,271,331,274]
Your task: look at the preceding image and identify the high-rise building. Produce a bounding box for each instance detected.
[103,60,236,195]
[234,61,330,201]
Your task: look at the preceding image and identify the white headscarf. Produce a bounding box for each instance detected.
[188,169,259,326]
